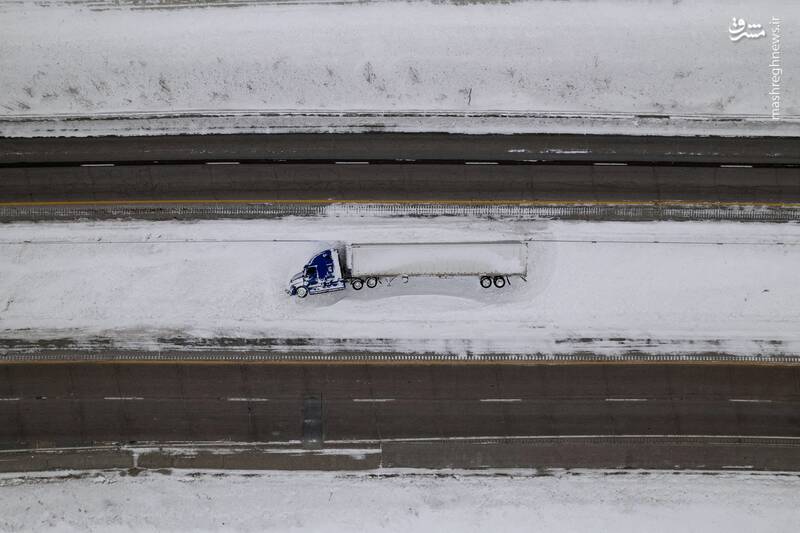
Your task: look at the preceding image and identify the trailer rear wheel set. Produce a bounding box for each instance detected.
[481,275,507,288]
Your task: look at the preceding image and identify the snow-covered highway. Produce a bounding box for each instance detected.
[1,215,798,360]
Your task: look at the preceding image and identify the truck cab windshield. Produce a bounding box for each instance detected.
[304,265,318,279]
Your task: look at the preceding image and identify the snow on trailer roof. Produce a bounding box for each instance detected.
[348,241,528,277]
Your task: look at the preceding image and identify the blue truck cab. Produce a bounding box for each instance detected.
[287,248,346,298]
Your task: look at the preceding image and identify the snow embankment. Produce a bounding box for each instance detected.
[0,0,797,137]
[1,469,799,532]
[1,216,799,359]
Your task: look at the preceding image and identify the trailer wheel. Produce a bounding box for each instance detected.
[480,276,493,288]
[493,276,506,288]
[295,286,309,298]
[351,278,364,290]
[366,277,378,288]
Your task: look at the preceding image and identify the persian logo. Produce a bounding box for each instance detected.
[729,17,766,41]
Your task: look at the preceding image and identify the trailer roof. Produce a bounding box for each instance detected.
[348,241,528,277]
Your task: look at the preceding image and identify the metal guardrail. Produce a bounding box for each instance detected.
[3,436,800,472]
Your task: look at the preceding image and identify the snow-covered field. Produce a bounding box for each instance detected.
[1,216,799,358]
[1,468,799,532]
[1,0,797,137]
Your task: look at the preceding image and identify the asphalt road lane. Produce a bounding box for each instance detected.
[2,163,799,204]
[2,134,799,165]
[1,363,798,449]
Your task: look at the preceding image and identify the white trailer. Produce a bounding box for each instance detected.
[349,240,526,275]
[287,241,528,297]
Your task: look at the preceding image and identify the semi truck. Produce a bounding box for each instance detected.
[287,241,528,298]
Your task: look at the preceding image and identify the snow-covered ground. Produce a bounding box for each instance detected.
[1,0,797,137]
[1,216,799,358]
[1,468,799,532]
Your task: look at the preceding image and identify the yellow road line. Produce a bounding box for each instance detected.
[2,199,800,208]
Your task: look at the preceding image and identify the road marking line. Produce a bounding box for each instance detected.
[605,398,648,402]
[205,161,240,165]
[103,396,144,401]
[352,398,395,402]
[728,399,773,403]
[227,397,269,402]
[480,398,522,402]
[0,397,20,401]
[79,163,115,167]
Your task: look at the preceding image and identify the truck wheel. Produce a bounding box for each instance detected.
[480,276,493,288]
[366,277,378,288]
[351,278,364,290]
[296,286,309,298]
[493,276,506,288]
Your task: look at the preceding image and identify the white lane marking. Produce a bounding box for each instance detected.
[205,161,240,165]
[593,162,627,166]
[720,164,753,168]
[465,161,498,165]
[227,397,269,402]
[728,399,773,403]
[103,396,144,401]
[334,161,369,165]
[480,398,522,403]
[605,398,648,402]
[352,398,395,403]
[722,465,755,469]
[80,163,115,167]
[0,397,20,401]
